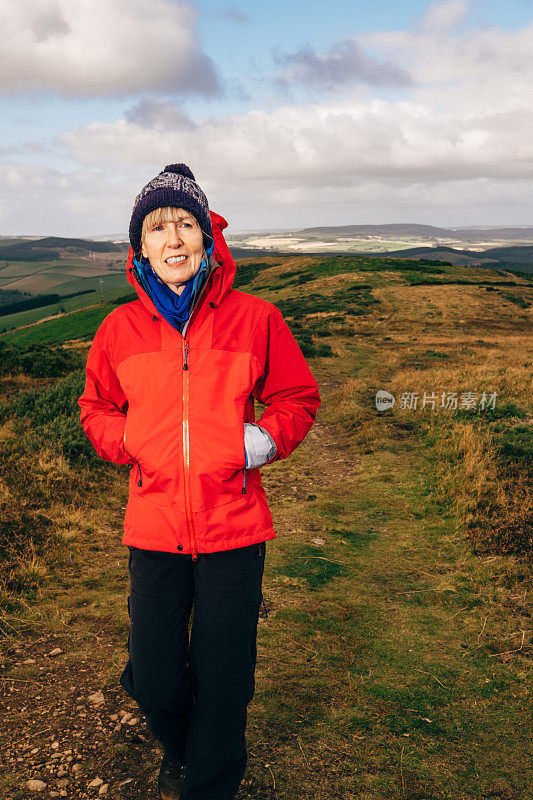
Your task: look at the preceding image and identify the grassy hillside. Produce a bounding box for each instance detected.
[2,254,530,346]
[0,288,136,340]
[0,236,125,261]
[0,254,531,799]
[0,305,124,346]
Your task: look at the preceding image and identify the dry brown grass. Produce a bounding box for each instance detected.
[320,280,532,558]
[430,421,532,555]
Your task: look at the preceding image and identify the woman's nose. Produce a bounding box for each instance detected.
[167,224,183,246]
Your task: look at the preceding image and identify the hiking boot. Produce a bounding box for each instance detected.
[158,752,186,800]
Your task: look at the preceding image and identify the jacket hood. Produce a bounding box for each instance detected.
[126,210,237,316]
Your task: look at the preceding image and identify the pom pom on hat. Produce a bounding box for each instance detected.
[162,164,196,181]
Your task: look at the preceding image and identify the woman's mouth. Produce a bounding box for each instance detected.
[166,255,188,264]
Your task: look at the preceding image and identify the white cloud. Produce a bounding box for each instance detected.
[16,94,522,231]
[422,0,471,32]
[0,161,138,236]
[56,98,533,185]
[2,155,531,235]
[361,20,533,116]
[0,0,220,97]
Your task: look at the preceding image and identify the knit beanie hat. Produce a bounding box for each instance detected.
[129,163,213,256]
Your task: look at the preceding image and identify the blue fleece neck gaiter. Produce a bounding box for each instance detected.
[133,241,214,332]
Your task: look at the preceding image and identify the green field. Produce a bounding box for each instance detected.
[0,303,129,345]
[0,285,133,332]
[0,255,126,301]
[0,246,128,335]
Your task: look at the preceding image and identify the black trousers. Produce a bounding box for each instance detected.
[119,541,267,800]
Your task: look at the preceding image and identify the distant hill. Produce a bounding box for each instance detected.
[295,223,533,241]
[452,227,533,241]
[383,245,496,265]
[296,223,452,239]
[381,245,533,273]
[228,243,533,275]
[480,244,533,262]
[0,237,126,261]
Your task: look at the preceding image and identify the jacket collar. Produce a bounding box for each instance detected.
[126,210,237,319]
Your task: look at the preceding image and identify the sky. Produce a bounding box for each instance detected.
[1,0,533,237]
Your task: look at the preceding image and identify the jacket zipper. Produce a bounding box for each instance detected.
[182,338,198,561]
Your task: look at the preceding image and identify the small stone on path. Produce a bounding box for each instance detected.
[88,690,105,706]
[26,779,47,792]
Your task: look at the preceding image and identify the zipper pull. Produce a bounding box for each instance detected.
[242,467,247,494]
[183,342,189,370]
[136,463,142,487]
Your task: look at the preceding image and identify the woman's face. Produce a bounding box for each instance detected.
[141,210,205,296]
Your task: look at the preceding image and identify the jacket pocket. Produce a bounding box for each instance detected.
[123,410,150,465]
[190,416,249,510]
[124,409,176,507]
[127,458,175,508]
[129,462,143,487]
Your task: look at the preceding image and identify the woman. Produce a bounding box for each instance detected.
[78,164,321,800]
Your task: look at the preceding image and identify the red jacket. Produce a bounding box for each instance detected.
[78,211,321,558]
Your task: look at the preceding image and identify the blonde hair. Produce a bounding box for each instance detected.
[141,206,199,244]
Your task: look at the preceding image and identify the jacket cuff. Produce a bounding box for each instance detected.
[244,422,277,469]
[256,424,277,461]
